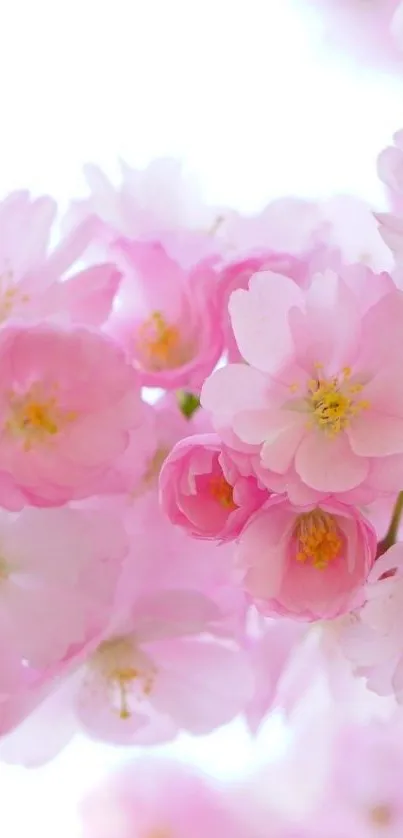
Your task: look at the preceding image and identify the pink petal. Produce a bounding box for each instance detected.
[229,271,303,372]
[201,364,267,417]
[150,638,253,733]
[348,412,403,456]
[295,431,369,492]
[59,264,121,326]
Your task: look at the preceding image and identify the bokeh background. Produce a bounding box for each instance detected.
[0,1,401,834]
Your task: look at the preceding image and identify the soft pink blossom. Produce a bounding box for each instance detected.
[0,588,253,762]
[0,190,120,326]
[106,240,223,390]
[295,0,403,72]
[0,323,144,508]
[80,757,253,838]
[236,496,376,621]
[0,505,127,693]
[222,195,392,274]
[68,158,228,267]
[317,718,403,837]
[202,269,403,495]
[159,433,267,541]
[340,543,403,704]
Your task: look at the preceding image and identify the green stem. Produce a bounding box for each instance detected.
[377,490,403,558]
[176,390,201,420]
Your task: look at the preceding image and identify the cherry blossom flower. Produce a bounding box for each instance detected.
[106,240,223,391]
[295,0,403,73]
[340,544,403,704]
[0,505,127,693]
[159,433,267,541]
[236,496,376,620]
[0,323,144,507]
[0,190,120,326]
[80,757,253,838]
[202,268,403,495]
[0,588,253,763]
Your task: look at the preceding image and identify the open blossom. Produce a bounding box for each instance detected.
[202,268,403,495]
[80,757,253,838]
[316,718,403,837]
[236,496,376,621]
[0,505,127,693]
[0,190,120,327]
[0,589,253,764]
[159,433,267,541]
[340,544,403,703]
[106,239,223,390]
[0,323,143,508]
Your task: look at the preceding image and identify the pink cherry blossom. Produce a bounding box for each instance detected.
[0,190,120,326]
[159,433,267,541]
[236,496,376,621]
[340,543,403,704]
[0,588,253,763]
[68,158,228,267]
[80,757,253,838]
[0,505,127,693]
[295,0,403,72]
[317,717,403,837]
[221,195,392,274]
[0,323,144,508]
[202,268,403,495]
[105,239,223,391]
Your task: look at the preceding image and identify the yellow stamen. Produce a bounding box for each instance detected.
[137,311,192,371]
[307,365,370,436]
[295,509,342,570]
[209,474,237,509]
[92,637,156,720]
[6,385,76,450]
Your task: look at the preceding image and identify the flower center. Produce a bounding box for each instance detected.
[137,311,192,371]
[295,509,342,570]
[93,637,156,720]
[6,385,76,451]
[209,474,236,509]
[307,365,370,436]
[0,269,30,322]
[369,804,393,827]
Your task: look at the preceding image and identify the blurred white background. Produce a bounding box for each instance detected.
[0,0,402,834]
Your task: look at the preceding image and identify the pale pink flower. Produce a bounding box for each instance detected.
[340,543,403,704]
[202,269,403,495]
[317,717,403,837]
[159,433,267,542]
[69,158,228,267]
[0,190,120,326]
[0,505,127,693]
[0,589,253,762]
[106,239,223,391]
[0,323,143,508]
[296,0,403,72]
[236,496,376,621]
[80,757,253,838]
[222,196,392,274]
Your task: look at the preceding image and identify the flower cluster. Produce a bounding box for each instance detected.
[2,129,403,776]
